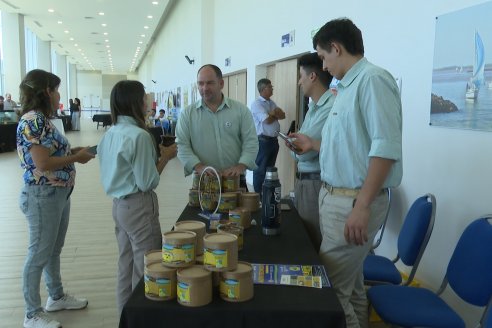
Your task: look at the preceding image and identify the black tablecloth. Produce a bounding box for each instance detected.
[58,115,72,131]
[92,114,112,129]
[0,123,18,152]
[119,201,346,328]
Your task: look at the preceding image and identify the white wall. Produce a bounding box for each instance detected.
[139,1,492,325]
[77,71,102,109]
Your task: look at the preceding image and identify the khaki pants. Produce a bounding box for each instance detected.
[318,188,387,328]
[112,191,162,314]
[293,178,322,251]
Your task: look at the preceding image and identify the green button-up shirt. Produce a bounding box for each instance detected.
[320,58,403,188]
[176,96,259,176]
[292,89,334,173]
[98,116,160,199]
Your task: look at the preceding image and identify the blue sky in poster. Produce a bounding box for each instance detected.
[433,1,492,68]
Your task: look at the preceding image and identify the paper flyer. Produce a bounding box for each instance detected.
[252,263,330,288]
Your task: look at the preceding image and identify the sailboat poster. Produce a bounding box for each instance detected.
[430,1,492,131]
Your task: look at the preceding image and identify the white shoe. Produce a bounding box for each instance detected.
[45,293,88,312]
[23,312,61,328]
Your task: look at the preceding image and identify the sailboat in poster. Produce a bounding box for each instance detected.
[465,30,485,100]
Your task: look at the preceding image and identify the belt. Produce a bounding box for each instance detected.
[322,182,385,198]
[258,134,277,140]
[296,172,321,180]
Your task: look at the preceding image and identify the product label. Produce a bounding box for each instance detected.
[252,263,330,288]
[204,248,228,268]
[220,279,240,299]
[229,213,241,225]
[144,275,172,298]
[177,282,191,303]
[162,243,194,264]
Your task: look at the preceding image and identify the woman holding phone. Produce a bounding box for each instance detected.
[97,80,177,314]
[17,69,95,328]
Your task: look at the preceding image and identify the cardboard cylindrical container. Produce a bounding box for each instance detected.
[144,262,177,301]
[222,175,239,192]
[220,261,254,302]
[217,223,244,251]
[177,265,212,307]
[162,231,196,267]
[218,192,238,213]
[203,232,238,271]
[188,189,200,207]
[229,207,251,229]
[144,249,162,266]
[240,192,260,212]
[174,220,206,255]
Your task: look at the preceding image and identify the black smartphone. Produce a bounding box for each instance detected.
[88,145,97,155]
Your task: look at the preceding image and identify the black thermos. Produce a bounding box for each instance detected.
[261,167,281,235]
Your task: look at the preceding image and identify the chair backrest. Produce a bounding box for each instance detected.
[397,193,436,284]
[445,217,492,307]
[371,188,391,251]
[481,298,491,328]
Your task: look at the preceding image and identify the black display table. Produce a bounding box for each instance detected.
[119,201,346,328]
[92,114,112,129]
[0,123,18,152]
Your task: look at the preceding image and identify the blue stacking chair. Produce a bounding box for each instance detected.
[483,301,492,328]
[364,193,436,286]
[367,217,492,328]
[370,188,392,253]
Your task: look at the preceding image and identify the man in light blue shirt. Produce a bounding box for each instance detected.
[176,64,258,184]
[292,19,402,328]
[251,78,285,193]
[289,53,335,251]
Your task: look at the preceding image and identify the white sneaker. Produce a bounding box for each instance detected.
[45,293,88,312]
[23,312,61,328]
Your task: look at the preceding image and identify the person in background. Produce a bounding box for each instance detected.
[146,108,156,127]
[155,109,170,135]
[16,69,94,328]
[176,64,258,187]
[71,98,81,131]
[251,78,285,194]
[288,52,335,251]
[169,106,179,136]
[98,80,177,315]
[4,92,18,110]
[0,95,4,111]
[291,18,402,328]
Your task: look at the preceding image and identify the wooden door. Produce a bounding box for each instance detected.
[222,76,229,98]
[224,71,247,105]
[267,59,298,196]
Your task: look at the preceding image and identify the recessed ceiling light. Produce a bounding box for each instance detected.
[48,9,54,13]
[64,30,69,33]
[106,45,110,48]
[105,39,109,42]
[74,43,78,47]
[147,15,153,19]
[103,32,108,36]
[57,21,62,24]
[98,12,104,16]
[101,23,107,27]
[69,37,74,41]
[138,41,143,44]
[144,26,149,29]
[141,34,145,37]
[152,1,158,5]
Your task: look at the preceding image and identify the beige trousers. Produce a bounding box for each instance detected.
[318,187,387,328]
